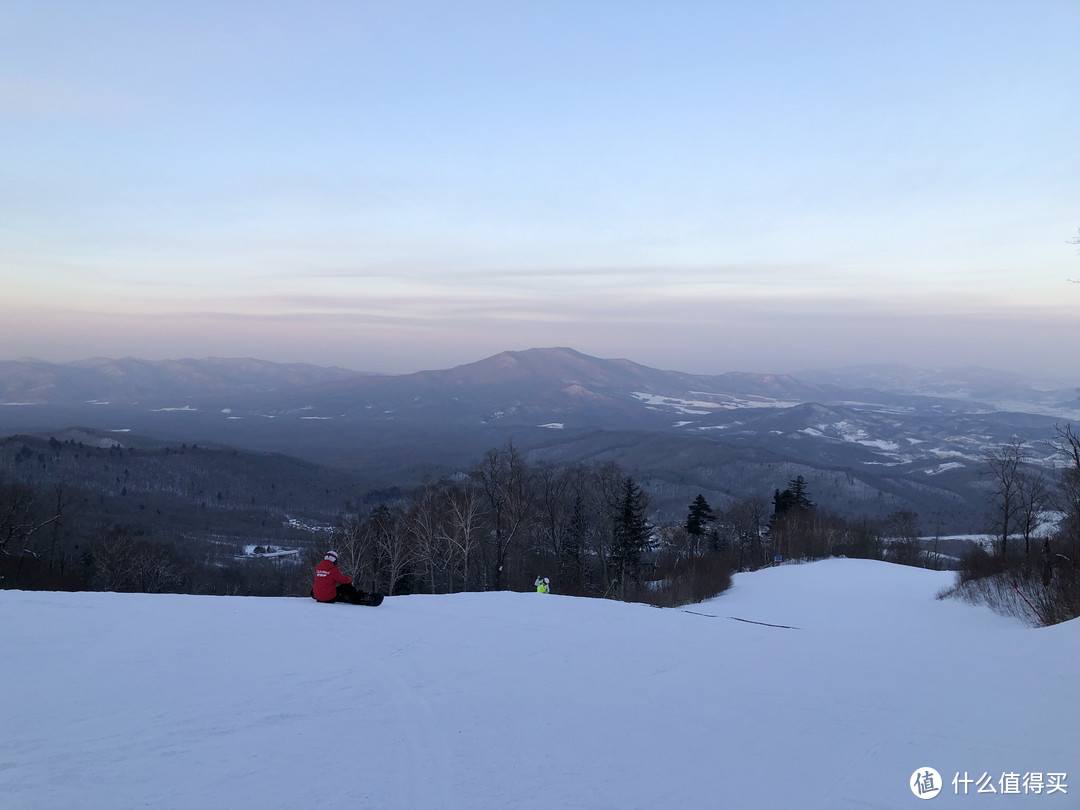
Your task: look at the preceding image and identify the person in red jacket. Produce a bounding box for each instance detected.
[311,550,366,604]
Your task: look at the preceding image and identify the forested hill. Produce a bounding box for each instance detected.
[0,432,385,591]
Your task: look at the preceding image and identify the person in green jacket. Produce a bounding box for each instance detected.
[535,576,550,594]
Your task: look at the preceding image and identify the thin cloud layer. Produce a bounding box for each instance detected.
[1,1,1077,378]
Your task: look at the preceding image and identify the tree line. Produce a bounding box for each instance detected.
[966,423,1080,624]
[328,444,666,602]
[0,443,970,602]
[318,458,954,604]
[5,421,1080,619]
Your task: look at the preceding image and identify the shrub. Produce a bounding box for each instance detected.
[940,549,1080,627]
[641,551,733,608]
[956,544,1011,585]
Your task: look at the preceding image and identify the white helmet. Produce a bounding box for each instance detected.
[324,550,338,562]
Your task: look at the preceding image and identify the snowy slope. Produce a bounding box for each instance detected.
[2,559,1075,809]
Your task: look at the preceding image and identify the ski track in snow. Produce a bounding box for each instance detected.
[1,559,1076,809]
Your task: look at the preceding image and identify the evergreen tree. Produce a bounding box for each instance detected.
[684,494,716,538]
[610,477,650,596]
[560,494,588,591]
[790,476,813,510]
[773,475,813,516]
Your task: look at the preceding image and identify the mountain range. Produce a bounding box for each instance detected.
[2,348,1078,533]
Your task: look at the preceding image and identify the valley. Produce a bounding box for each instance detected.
[2,348,1078,538]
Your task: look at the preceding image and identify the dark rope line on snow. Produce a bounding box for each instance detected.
[727,615,801,630]
[679,609,801,630]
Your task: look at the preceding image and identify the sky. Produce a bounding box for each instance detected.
[3,559,1075,808]
[2,0,1078,379]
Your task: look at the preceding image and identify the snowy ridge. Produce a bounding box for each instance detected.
[2,559,1076,808]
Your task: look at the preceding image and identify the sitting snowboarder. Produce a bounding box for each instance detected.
[312,550,368,604]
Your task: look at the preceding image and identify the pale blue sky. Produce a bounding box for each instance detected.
[2,0,1078,378]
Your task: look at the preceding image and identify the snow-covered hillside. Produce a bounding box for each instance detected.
[2,560,1075,809]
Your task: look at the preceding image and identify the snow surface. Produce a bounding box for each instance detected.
[629,391,803,413]
[2,559,1075,809]
[925,461,966,476]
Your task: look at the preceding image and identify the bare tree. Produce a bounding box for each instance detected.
[534,461,572,569]
[726,494,769,569]
[560,492,591,592]
[983,439,1027,557]
[332,512,377,589]
[1050,423,1080,473]
[1049,423,1080,560]
[1015,466,1050,557]
[442,478,485,592]
[885,509,922,566]
[372,504,414,596]
[0,480,65,585]
[132,542,188,593]
[85,529,189,593]
[585,460,626,583]
[407,480,453,594]
[475,443,534,590]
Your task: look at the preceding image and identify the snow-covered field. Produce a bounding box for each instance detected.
[2,559,1075,809]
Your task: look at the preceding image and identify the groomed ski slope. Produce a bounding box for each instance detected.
[2,559,1075,809]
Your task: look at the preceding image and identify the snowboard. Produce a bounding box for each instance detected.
[352,592,384,607]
